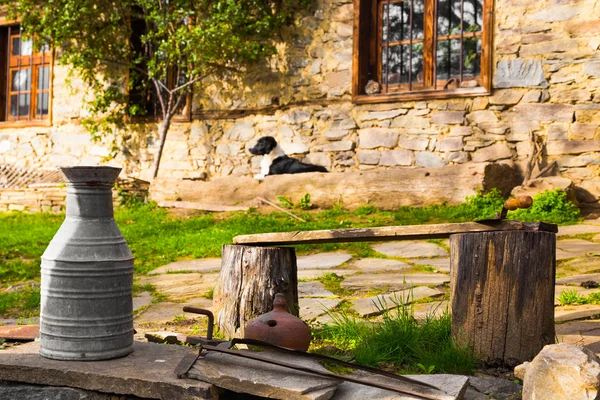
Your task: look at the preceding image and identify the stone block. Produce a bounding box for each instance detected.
[509,104,575,122]
[431,111,466,124]
[553,89,592,103]
[520,39,585,58]
[467,111,499,124]
[583,62,600,78]
[529,6,581,22]
[547,140,600,155]
[282,110,311,125]
[437,138,463,152]
[280,142,309,154]
[494,59,548,88]
[447,152,469,163]
[556,155,600,167]
[323,70,351,88]
[511,121,541,134]
[398,135,429,151]
[571,124,599,140]
[548,124,568,140]
[379,150,413,166]
[304,153,331,168]
[358,128,398,149]
[324,130,349,141]
[356,109,407,122]
[489,89,523,105]
[391,116,430,129]
[522,90,542,103]
[357,150,380,165]
[472,142,512,162]
[330,118,357,130]
[449,126,472,136]
[415,151,446,167]
[472,97,489,111]
[314,141,354,152]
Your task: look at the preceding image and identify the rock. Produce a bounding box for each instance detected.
[431,111,466,124]
[352,258,410,272]
[469,377,523,400]
[132,291,152,312]
[314,141,354,152]
[449,126,472,136]
[138,273,219,302]
[447,152,469,163]
[341,273,450,291]
[282,110,311,125]
[584,62,600,78]
[511,177,573,199]
[398,136,429,151]
[494,59,548,88]
[357,110,407,122]
[467,111,498,124]
[509,104,575,123]
[408,258,451,273]
[471,142,512,162]
[0,382,122,400]
[437,138,463,152]
[522,90,542,103]
[489,89,523,105]
[374,241,448,258]
[547,141,600,155]
[558,225,600,237]
[226,121,255,141]
[555,304,600,323]
[365,80,381,95]
[358,129,399,149]
[571,124,599,140]
[522,344,600,400]
[514,362,530,381]
[304,153,331,168]
[351,286,444,317]
[555,320,600,353]
[379,150,414,166]
[548,124,568,140]
[297,252,352,270]
[357,150,381,165]
[415,152,446,167]
[529,6,581,22]
[556,239,600,260]
[280,142,310,155]
[298,281,334,298]
[331,372,469,400]
[299,298,341,320]
[151,258,222,274]
[188,349,341,400]
[325,130,350,141]
[297,269,357,280]
[0,341,214,399]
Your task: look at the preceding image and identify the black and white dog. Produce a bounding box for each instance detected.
[249,136,328,179]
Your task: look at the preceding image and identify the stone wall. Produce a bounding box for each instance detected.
[0,0,599,206]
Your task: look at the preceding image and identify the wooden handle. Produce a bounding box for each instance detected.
[504,196,533,211]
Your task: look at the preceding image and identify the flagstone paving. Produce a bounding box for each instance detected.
[297,269,358,280]
[555,304,600,323]
[299,298,341,320]
[351,286,444,317]
[350,258,411,272]
[556,239,600,260]
[407,258,451,273]
[150,258,222,274]
[298,281,335,298]
[137,272,219,301]
[373,241,448,258]
[555,319,600,353]
[557,224,600,237]
[297,252,352,270]
[557,273,600,285]
[340,272,450,291]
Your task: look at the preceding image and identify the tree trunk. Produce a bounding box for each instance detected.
[213,245,298,339]
[151,118,171,179]
[450,231,556,367]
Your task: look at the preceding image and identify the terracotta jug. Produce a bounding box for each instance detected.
[244,293,311,351]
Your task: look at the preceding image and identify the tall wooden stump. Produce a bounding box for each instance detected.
[213,245,298,339]
[450,230,556,366]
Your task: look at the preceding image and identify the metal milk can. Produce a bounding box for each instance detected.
[40,166,134,360]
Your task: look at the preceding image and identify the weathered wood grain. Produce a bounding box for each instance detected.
[233,221,558,246]
[213,245,298,339]
[450,231,556,366]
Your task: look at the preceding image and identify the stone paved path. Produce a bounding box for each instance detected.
[127,221,600,354]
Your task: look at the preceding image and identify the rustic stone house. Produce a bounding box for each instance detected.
[0,0,599,209]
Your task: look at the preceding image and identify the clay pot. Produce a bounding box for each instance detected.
[244,293,311,351]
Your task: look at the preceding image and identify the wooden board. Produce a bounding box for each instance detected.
[233,221,558,246]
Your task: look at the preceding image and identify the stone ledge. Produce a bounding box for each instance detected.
[0,341,216,400]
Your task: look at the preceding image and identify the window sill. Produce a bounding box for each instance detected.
[0,120,51,129]
[353,87,491,104]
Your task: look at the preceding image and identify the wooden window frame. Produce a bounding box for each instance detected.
[0,22,53,128]
[352,0,492,104]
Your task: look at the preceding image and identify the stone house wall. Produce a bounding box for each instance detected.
[0,0,600,206]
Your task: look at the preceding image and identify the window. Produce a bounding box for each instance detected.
[0,25,52,123]
[352,0,492,102]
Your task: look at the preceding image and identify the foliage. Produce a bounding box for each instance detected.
[512,189,581,225]
[277,196,294,209]
[277,193,313,210]
[317,273,351,296]
[312,301,477,375]
[557,289,600,306]
[4,0,314,176]
[298,194,313,210]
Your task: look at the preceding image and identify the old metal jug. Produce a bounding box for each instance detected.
[40,166,134,360]
[244,293,311,351]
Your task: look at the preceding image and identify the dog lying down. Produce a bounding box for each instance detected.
[249,136,328,179]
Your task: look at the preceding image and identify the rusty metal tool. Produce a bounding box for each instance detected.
[476,195,533,223]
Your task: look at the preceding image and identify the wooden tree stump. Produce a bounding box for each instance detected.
[213,245,298,339]
[450,230,556,367]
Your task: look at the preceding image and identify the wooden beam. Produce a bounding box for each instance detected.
[233,221,558,246]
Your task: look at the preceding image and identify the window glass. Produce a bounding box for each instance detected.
[37,92,49,116]
[9,94,31,117]
[11,69,31,91]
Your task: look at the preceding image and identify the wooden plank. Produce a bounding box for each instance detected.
[233,221,558,246]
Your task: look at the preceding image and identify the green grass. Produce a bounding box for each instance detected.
[311,301,476,375]
[317,273,352,296]
[0,286,40,316]
[557,289,600,306]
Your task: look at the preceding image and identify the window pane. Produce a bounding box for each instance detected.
[382,44,424,85]
[11,69,31,91]
[9,94,31,117]
[12,36,33,56]
[38,66,50,90]
[382,1,424,42]
[462,37,482,79]
[37,92,49,116]
[437,0,482,37]
[436,39,460,81]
